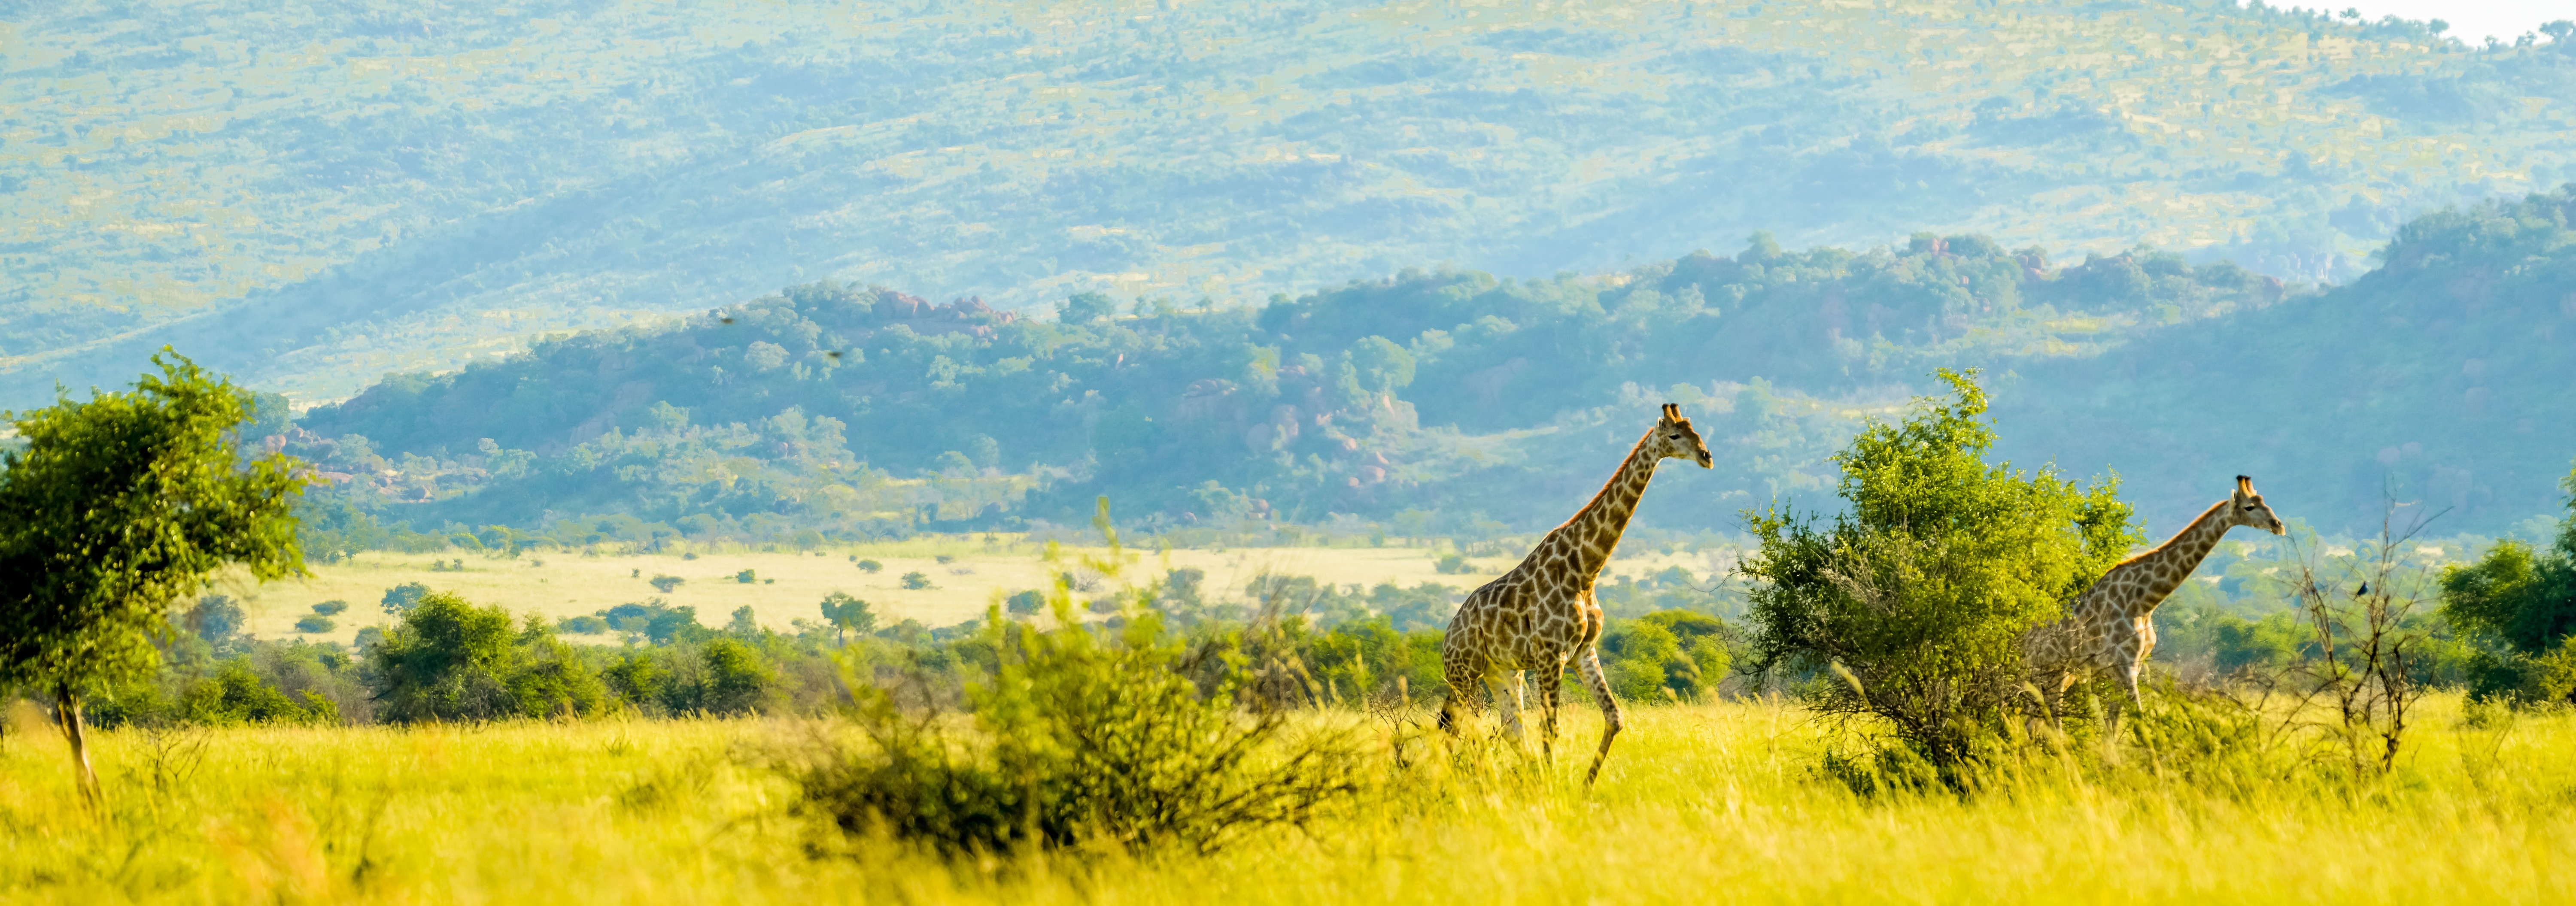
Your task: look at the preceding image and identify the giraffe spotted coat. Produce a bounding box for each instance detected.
[1438,403,1712,784]
[2025,475,2286,730]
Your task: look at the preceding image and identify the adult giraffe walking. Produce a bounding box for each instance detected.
[1437,403,1712,784]
[2025,475,2287,734]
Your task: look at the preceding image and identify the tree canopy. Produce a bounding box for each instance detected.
[0,352,309,796]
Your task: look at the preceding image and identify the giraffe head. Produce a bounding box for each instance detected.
[2230,475,2287,535]
[1653,403,1713,468]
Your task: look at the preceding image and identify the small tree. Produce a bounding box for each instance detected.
[650,575,686,594]
[0,353,309,801]
[1741,370,2138,773]
[382,582,431,615]
[819,592,876,645]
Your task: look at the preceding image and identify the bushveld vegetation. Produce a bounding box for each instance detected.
[11,0,2573,408]
[245,186,2576,581]
[9,359,2576,901]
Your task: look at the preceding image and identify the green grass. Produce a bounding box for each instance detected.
[3,693,2569,903]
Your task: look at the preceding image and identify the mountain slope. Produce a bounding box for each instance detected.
[6,0,2573,407]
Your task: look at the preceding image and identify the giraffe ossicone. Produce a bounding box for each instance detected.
[1437,402,1713,785]
[2025,474,2287,734]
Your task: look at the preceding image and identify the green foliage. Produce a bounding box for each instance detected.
[856,559,884,573]
[312,600,349,616]
[818,592,877,644]
[1004,590,1046,616]
[1601,610,1742,702]
[177,661,338,727]
[363,591,608,722]
[734,570,758,585]
[657,638,772,716]
[294,615,336,634]
[14,0,2565,418]
[1741,370,2141,767]
[649,575,685,594]
[788,603,1364,857]
[0,351,309,793]
[382,582,431,615]
[899,572,934,591]
[1244,575,1461,632]
[2439,461,2576,703]
[2000,185,2576,534]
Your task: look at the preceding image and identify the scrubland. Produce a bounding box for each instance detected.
[2,693,2567,904]
[223,541,1731,645]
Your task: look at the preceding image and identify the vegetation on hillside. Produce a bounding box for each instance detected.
[9,0,2572,405]
[284,227,2290,544]
[273,186,2576,543]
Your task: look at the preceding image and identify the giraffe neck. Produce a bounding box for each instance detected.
[1546,427,1663,583]
[2117,500,2238,619]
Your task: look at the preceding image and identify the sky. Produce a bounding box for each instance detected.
[2329,0,2572,43]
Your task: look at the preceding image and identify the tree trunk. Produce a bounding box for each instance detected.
[53,682,100,808]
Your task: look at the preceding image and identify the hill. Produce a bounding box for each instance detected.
[6,0,2573,407]
[273,191,2571,547]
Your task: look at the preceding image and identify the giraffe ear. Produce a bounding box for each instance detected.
[2236,475,2253,497]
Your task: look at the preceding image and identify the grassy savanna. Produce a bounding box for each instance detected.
[1,694,2568,903]
[225,539,1736,645]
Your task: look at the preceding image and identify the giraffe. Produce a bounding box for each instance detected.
[1437,403,1712,784]
[2025,475,2286,734]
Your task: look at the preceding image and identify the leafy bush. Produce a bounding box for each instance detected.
[857,559,883,573]
[2439,461,2576,704]
[1004,590,1045,616]
[559,615,610,634]
[294,615,336,634]
[1599,611,1740,701]
[818,592,875,643]
[312,600,349,616]
[184,594,246,647]
[658,638,771,715]
[782,605,1364,857]
[650,575,686,593]
[899,571,933,590]
[362,591,608,722]
[1741,370,2139,770]
[735,569,758,584]
[179,661,338,726]
[381,582,430,615]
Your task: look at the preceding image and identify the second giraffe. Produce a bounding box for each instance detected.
[1437,403,1712,784]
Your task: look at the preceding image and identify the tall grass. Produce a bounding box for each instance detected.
[0,694,2568,903]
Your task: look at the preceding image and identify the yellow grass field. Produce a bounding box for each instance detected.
[0,694,2568,904]
[222,539,1735,644]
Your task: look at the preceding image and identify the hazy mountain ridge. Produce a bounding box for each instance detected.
[7,0,2573,409]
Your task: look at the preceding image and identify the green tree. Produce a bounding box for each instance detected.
[363,591,517,722]
[382,582,431,615]
[0,352,308,800]
[2439,462,2576,701]
[819,592,876,645]
[365,591,608,721]
[1740,370,2139,772]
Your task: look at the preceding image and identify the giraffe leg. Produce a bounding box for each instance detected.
[1486,671,1527,743]
[1538,658,1564,767]
[1437,658,1481,736]
[2109,660,2145,743]
[1575,648,1623,785]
